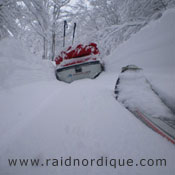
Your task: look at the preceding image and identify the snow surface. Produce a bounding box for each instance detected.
[0,8,175,175]
[0,38,55,89]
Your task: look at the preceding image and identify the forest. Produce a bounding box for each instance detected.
[1,0,174,60]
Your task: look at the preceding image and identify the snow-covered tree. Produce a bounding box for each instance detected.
[50,0,71,60]
[88,0,122,26]
[68,0,175,56]
[17,0,70,60]
[0,0,20,39]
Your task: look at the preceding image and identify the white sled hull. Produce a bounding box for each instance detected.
[55,61,103,83]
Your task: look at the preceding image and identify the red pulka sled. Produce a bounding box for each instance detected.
[55,43,104,83]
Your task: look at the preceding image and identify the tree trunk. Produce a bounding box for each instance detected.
[51,31,56,61]
[42,37,47,59]
[51,5,57,61]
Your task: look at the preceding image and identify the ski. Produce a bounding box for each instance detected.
[114,65,175,145]
[133,110,175,144]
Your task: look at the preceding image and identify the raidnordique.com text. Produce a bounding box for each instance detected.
[8,156,167,168]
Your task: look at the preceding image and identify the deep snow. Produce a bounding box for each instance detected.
[0,8,175,175]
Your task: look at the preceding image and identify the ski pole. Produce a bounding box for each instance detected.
[72,22,76,45]
[63,20,67,47]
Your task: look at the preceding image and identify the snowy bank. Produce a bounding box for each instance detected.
[107,8,175,111]
[0,38,55,89]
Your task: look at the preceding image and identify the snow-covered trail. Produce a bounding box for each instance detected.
[0,8,175,175]
[1,73,175,175]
